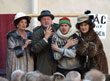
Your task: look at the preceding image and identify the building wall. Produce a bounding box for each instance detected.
[0,0,110,73]
[0,0,32,14]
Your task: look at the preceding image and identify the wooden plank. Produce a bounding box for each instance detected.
[27,13,81,17]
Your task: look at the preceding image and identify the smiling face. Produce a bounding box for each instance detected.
[80,22,90,33]
[40,16,52,28]
[17,19,27,31]
[60,23,70,35]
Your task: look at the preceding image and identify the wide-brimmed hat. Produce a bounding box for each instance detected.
[77,14,89,23]
[59,17,72,27]
[38,10,54,21]
[13,12,31,25]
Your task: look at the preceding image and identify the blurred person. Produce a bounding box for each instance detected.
[53,72,65,81]
[11,70,25,81]
[23,71,42,81]
[0,77,9,81]
[66,71,81,81]
[6,12,34,81]
[36,74,52,81]
[83,69,106,81]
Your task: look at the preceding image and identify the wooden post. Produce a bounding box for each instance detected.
[27,13,81,17]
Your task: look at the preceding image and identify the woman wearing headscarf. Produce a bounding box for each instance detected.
[6,12,34,80]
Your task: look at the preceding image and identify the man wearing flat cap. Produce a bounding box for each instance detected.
[31,10,58,75]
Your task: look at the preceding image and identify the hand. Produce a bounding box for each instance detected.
[23,39,32,49]
[51,41,59,51]
[44,26,53,40]
[64,38,79,48]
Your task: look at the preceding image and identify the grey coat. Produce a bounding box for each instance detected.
[6,30,34,81]
[31,23,58,75]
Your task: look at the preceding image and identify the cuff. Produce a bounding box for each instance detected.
[43,38,48,43]
[58,48,65,55]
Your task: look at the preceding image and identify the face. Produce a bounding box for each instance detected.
[17,19,27,31]
[40,16,52,28]
[60,23,70,35]
[80,22,89,33]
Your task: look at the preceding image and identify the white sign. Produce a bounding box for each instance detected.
[92,14,108,39]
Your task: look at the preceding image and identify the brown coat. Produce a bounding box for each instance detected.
[76,29,108,74]
[6,30,34,81]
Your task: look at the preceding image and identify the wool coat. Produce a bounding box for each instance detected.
[76,29,108,74]
[31,23,58,75]
[6,30,34,81]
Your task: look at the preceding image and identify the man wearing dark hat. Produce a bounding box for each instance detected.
[31,10,58,75]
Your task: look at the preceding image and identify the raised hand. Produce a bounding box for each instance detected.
[23,39,32,49]
[44,26,53,40]
[64,38,79,48]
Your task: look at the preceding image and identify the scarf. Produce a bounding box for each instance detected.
[56,28,74,40]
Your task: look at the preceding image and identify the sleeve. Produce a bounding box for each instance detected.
[31,29,48,53]
[52,36,76,60]
[88,37,100,58]
[76,35,100,58]
[52,35,77,60]
[53,51,63,60]
[7,36,24,57]
[76,40,89,56]
[54,47,76,60]
[63,47,76,58]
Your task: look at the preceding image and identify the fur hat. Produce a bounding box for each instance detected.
[59,17,72,27]
[38,10,54,21]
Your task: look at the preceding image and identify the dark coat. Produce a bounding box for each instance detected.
[31,23,58,75]
[76,29,108,74]
[105,74,110,81]
[6,30,34,81]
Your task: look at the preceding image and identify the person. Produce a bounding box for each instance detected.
[51,17,82,76]
[65,71,81,81]
[83,69,106,81]
[53,72,65,81]
[0,77,8,81]
[31,10,58,75]
[22,71,42,81]
[75,14,108,74]
[36,74,52,81]
[6,12,34,81]
[11,70,25,81]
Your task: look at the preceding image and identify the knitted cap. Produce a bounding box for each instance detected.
[59,17,72,27]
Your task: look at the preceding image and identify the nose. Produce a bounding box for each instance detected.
[23,22,27,26]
